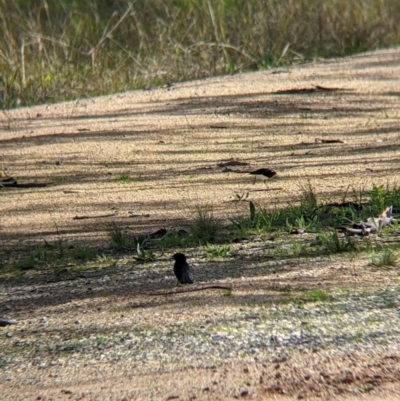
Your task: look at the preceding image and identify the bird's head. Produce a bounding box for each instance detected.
[172,253,187,262]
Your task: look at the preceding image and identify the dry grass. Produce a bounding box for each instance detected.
[1,0,400,108]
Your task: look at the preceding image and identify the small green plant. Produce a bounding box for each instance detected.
[205,243,230,259]
[16,256,38,271]
[249,201,256,225]
[286,214,319,233]
[13,243,53,271]
[230,190,249,202]
[264,246,285,258]
[43,236,64,259]
[190,206,220,244]
[385,219,399,234]
[383,298,396,309]
[351,329,364,344]
[289,241,303,257]
[367,185,387,212]
[224,288,233,297]
[300,289,330,303]
[318,231,357,254]
[71,245,95,261]
[156,231,190,251]
[279,289,331,306]
[134,242,155,261]
[132,234,148,249]
[232,202,282,233]
[117,174,133,184]
[367,184,400,213]
[108,222,132,249]
[231,201,256,233]
[371,248,397,267]
[108,223,155,256]
[254,209,284,231]
[359,385,374,394]
[277,285,293,293]
[300,180,318,211]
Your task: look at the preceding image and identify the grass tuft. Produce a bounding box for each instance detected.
[190,206,220,245]
[71,245,95,261]
[205,243,230,259]
[371,248,398,267]
[318,232,358,254]
[108,222,132,250]
[116,174,133,184]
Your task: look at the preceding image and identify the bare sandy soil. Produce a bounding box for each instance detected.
[1,48,400,400]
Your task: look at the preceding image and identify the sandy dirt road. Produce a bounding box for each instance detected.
[1,48,400,400]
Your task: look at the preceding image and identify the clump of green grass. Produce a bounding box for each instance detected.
[14,243,56,271]
[155,230,190,252]
[116,174,133,184]
[232,185,319,236]
[367,184,400,214]
[317,231,357,254]
[289,289,332,306]
[278,289,332,306]
[371,248,398,267]
[71,245,95,261]
[232,204,281,234]
[107,222,156,259]
[300,289,331,303]
[289,241,307,257]
[286,215,319,234]
[190,206,220,244]
[205,243,230,259]
[299,180,318,211]
[232,183,400,240]
[108,222,133,250]
[15,255,38,271]
[134,244,155,261]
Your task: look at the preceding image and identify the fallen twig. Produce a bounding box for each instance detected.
[73,212,116,220]
[248,188,283,192]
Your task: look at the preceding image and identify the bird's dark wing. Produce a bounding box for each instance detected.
[174,261,194,284]
[249,168,276,178]
[183,263,194,284]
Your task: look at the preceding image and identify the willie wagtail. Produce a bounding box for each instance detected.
[173,253,194,285]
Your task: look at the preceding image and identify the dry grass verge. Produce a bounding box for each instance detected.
[1,0,400,107]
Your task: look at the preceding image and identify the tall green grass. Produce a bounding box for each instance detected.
[1,0,399,108]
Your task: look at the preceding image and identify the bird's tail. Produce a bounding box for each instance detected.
[182,271,194,284]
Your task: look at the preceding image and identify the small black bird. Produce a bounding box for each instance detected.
[249,168,276,184]
[173,253,194,285]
